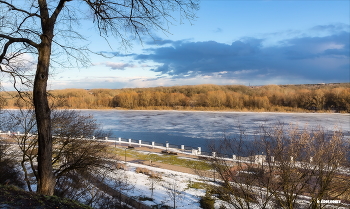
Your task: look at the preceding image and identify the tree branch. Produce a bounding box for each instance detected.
[0,0,41,18]
[0,34,39,49]
[51,0,71,23]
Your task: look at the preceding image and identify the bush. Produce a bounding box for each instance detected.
[135,167,150,174]
[139,196,153,201]
[199,194,215,209]
[116,163,126,170]
[151,204,171,209]
[0,159,25,189]
[135,167,162,179]
[219,204,227,209]
[0,142,24,188]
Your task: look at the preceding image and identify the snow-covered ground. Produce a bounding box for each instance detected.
[100,157,350,209]
[103,162,210,208]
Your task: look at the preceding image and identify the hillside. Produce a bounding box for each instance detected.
[0,185,92,209]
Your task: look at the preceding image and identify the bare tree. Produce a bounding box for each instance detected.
[1,108,115,200]
[163,174,184,209]
[0,0,198,195]
[148,174,161,199]
[113,169,136,208]
[207,124,350,209]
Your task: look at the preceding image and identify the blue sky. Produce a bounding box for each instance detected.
[45,1,350,89]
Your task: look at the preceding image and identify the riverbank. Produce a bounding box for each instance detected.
[2,107,348,114]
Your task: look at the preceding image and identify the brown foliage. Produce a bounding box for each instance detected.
[2,83,349,112]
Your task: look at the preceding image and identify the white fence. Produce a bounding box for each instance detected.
[2,130,350,175]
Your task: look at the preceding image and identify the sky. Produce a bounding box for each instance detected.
[3,0,350,90]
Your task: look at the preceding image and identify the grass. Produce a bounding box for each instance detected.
[111,147,212,171]
[187,181,210,190]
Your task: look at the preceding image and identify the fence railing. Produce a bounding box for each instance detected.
[3,130,349,175]
[0,131,271,163]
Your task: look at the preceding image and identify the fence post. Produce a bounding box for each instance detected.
[212,152,216,158]
[138,140,142,147]
[198,147,201,155]
[118,137,121,142]
[105,137,108,140]
[128,138,131,144]
[166,142,169,150]
[255,155,265,164]
[232,155,236,161]
[152,141,155,149]
[181,145,184,150]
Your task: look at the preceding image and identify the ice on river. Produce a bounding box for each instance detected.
[83,110,349,147]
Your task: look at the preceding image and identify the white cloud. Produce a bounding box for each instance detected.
[93,62,136,70]
[233,70,258,75]
[315,42,344,53]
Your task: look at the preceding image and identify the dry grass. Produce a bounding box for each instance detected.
[135,167,162,179]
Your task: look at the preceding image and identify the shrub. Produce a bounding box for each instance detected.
[151,204,171,209]
[116,163,126,170]
[139,196,154,201]
[149,171,162,179]
[0,159,25,188]
[135,167,162,179]
[219,204,227,209]
[135,167,150,174]
[187,181,208,190]
[199,194,215,209]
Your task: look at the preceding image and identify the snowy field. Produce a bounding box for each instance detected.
[103,161,210,209]
[99,159,350,209]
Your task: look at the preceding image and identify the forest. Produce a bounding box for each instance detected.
[1,83,349,112]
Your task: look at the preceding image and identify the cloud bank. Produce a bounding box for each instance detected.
[120,25,349,85]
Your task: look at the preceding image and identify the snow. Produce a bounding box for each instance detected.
[102,162,208,208]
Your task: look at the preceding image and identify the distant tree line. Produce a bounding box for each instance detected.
[1,83,349,112]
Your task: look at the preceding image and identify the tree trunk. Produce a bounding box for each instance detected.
[34,33,55,195]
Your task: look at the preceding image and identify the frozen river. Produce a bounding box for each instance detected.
[2,109,348,151]
[81,110,349,150]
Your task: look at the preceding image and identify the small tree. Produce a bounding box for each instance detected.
[148,172,162,199]
[163,174,184,209]
[1,107,38,191]
[113,169,135,208]
[199,192,215,209]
